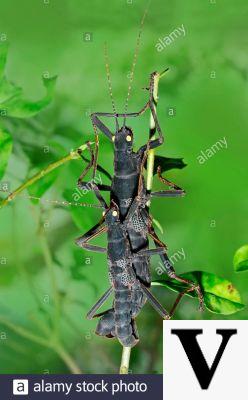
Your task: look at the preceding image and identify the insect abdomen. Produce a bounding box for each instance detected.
[114,287,138,347]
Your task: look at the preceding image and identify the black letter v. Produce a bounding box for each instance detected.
[171,329,237,389]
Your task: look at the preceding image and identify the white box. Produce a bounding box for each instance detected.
[13,379,29,396]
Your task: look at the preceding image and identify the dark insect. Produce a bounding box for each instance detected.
[75,87,204,346]
[76,180,173,347]
[75,8,204,347]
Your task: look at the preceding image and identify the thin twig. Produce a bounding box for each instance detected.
[119,346,132,374]
[39,228,60,338]
[55,344,82,374]
[119,70,166,374]
[146,70,167,204]
[0,316,82,374]
[0,142,92,208]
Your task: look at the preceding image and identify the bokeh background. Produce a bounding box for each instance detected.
[0,0,248,374]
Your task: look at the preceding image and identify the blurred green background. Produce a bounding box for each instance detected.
[0,0,248,374]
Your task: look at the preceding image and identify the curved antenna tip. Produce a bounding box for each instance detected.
[159,67,170,78]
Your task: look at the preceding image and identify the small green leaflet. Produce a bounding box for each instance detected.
[0,128,13,180]
[233,244,248,272]
[0,43,57,118]
[152,271,245,315]
[145,155,187,175]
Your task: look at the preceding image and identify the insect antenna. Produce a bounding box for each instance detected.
[91,43,118,180]
[104,42,117,116]
[0,189,104,209]
[124,1,151,123]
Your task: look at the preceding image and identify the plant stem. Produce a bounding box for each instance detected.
[119,71,167,375]
[0,317,49,348]
[146,71,165,206]
[119,346,131,374]
[39,228,60,338]
[55,344,82,374]
[0,142,91,208]
[0,316,82,374]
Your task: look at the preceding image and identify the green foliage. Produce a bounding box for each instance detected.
[153,271,245,315]
[151,155,187,175]
[0,128,12,180]
[70,248,88,280]
[63,188,98,231]
[233,245,248,272]
[0,42,8,81]
[0,0,247,375]
[0,43,57,118]
[27,168,60,201]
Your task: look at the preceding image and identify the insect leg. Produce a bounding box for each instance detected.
[151,168,185,197]
[140,283,169,319]
[151,166,185,197]
[77,141,95,185]
[86,287,113,320]
[78,181,108,209]
[93,101,150,120]
[135,247,167,257]
[149,228,204,311]
[80,153,112,181]
[78,182,111,192]
[91,113,114,141]
[77,148,112,196]
[168,287,197,318]
[157,166,184,189]
[75,220,108,253]
[151,190,185,198]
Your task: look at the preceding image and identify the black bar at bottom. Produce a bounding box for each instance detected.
[0,374,163,400]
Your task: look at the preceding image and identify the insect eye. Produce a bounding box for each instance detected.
[112,210,118,217]
[126,135,132,142]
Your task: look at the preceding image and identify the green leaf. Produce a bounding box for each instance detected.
[70,248,87,280]
[0,43,57,118]
[0,42,8,81]
[0,128,13,180]
[27,168,60,201]
[152,155,187,175]
[233,245,248,272]
[0,76,57,118]
[21,140,66,167]
[0,261,15,286]
[152,271,245,315]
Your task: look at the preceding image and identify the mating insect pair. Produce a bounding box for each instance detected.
[75,72,204,348]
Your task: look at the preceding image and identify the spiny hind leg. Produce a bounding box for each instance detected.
[86,287,113,320]
[75,219,107,253]
[140,283,169,319]
[149,227,204,311]
[77,141,95,184]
